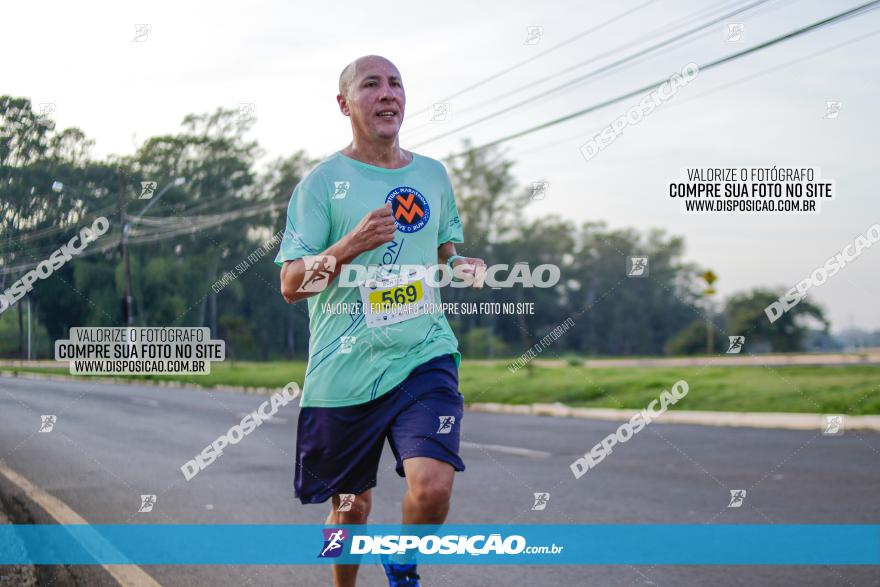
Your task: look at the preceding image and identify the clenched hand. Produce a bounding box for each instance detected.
[347,202,397,255]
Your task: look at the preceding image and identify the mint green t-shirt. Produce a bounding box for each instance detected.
[274,151,464,407]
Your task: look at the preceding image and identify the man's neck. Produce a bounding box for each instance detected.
[341,138,411,169]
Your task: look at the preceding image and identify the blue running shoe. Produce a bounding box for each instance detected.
[381,554,421,587]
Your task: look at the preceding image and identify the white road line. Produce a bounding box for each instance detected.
[0,460,162,587]
[460,441,551,458]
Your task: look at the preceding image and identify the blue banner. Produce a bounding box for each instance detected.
[1,524,878,565]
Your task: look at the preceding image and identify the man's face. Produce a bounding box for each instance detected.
[339,59,405,141]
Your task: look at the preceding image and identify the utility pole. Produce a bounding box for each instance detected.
[27,298,32,360]
[17,299,23,358]
[122,176,185,327]
[118,168,134,326]
[701,270,717,354]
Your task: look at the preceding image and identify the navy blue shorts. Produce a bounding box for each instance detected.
[294,353,465,504]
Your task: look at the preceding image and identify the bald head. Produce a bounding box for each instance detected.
[336,55,405,140]
[338,55,401,99]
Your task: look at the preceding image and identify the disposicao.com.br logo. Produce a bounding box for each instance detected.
[321,531,564,557]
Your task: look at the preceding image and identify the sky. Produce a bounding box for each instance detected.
[3,0,879,331]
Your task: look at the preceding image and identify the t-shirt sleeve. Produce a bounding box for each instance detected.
[438,169,464,245]
[274,178,331,267]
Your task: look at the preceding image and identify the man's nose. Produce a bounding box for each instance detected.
[379,82,398,100]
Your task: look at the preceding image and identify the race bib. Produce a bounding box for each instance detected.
[359,267,435,328]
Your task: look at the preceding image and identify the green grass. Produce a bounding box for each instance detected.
[461,364,880,415]
[0,362,307,390]
[2,362,878,415]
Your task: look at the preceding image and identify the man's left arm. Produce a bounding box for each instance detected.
[438,242,486,288]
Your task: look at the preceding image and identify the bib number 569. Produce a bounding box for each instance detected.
[375,283,422,307]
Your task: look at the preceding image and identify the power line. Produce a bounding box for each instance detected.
[413,0,778,148]
[0,198,287,276]
[402,0,748,137]
[506,28,880,160]
[1,204,116,245]
[1,180,265,256]
[404,0,661,121]
[445,0,880,159]
[0,168,170,249]
[125,199,284,239]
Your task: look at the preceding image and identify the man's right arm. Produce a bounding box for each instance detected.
[280,202,396,304]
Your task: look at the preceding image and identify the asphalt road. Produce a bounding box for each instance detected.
[0,375,878,586]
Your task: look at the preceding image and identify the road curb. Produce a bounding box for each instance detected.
[467,402,880,431]
[0,369,279,396]
[2,369,878,432]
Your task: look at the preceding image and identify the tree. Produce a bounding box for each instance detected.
[724,288,828,352]
[665,320,726,355]
[445,139,529,257]
[1,97,118,350]
[0,96,53,167]
[564,222,702,356]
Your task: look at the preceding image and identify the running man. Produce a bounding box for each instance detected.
[276,55,485,587]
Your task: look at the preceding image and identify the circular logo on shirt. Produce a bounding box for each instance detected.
[385,186,430,233]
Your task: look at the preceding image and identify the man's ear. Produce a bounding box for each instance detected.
[336,94,350,117]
